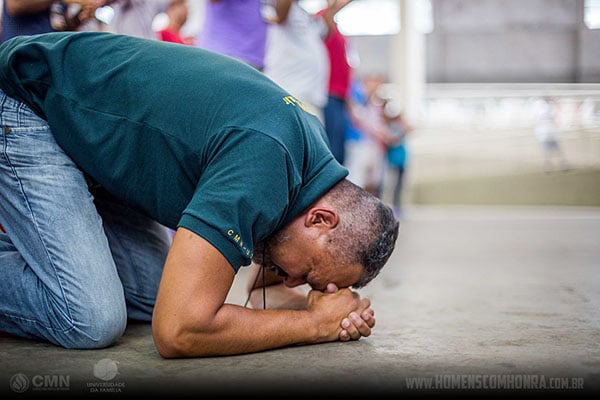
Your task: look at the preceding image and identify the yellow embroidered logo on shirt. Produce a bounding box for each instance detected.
[227,229,252,258]
[282,95,315,116]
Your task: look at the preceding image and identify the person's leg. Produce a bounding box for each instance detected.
[92,187,171,321]
[0,91,127,348]
[391,165,405,217]
[324,96,346,165]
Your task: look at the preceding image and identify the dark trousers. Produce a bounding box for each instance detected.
[324,95,347,165]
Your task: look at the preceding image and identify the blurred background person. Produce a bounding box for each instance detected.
[106,0,168,40]
[1,0,109,43]
[345,74,394,198]
[157,0,193,45]
[195,0,267,71]
[383,100,413,219]
[344,76,374,195]
[317,0,353,165]
[533,97,570,173]
[263,0,329,123]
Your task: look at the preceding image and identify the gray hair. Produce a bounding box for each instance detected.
[324,179,399,288]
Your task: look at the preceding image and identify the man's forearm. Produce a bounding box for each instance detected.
[155,303,327,358]
[154,286,369,358]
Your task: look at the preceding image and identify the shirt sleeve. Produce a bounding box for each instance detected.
[178,128,300,272]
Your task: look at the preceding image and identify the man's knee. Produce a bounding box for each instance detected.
[54,304,127,349]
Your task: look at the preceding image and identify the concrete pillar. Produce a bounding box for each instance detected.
[389,0,427,123]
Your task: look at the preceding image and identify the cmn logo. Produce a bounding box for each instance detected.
[10,373,70,393]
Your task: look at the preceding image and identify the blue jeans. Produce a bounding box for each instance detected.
[0,90,172,349]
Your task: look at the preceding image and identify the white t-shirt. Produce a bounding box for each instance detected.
[264,2,330,114]
[107,0,169,40]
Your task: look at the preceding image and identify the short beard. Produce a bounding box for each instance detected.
[252,229,291,268]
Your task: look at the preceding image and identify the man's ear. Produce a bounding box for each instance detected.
[305,207,339,229]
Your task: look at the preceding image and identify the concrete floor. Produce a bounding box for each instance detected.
[1,205,599,397]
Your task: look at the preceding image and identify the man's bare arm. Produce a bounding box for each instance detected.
[152,227,367,358]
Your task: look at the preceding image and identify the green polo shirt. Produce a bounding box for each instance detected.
[0,32,347,271]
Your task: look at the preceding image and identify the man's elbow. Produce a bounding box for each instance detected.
[152,315,221,358]
[152,319,195,358]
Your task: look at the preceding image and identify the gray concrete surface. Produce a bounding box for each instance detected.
[407,168,600,207]
[1,205,599,397]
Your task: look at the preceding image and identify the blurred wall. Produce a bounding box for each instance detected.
[349,0,600,83]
